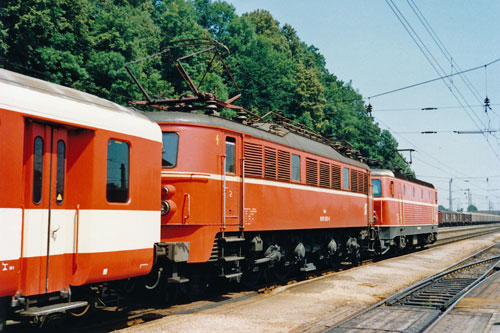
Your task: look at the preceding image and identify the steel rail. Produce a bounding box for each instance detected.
[423,270,500,332]
[324,240,500,332]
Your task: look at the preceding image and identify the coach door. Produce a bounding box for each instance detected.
[222,135,242,230]
[23,121,70,295]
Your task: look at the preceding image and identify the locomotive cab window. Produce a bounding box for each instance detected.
[162,132,179,168]
[343,167,350,190]
[225,137,236,174]
[292,154,300,181]
[33,136,44,204]
[106,139,129,203]
[372,179,382,197]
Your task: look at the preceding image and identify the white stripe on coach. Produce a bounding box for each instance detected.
[0,208,23,261]
[0,209,160,259]
[0,79,161,143]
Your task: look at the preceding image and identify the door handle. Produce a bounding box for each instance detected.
[184,193,190,220]
[51,225,60,241]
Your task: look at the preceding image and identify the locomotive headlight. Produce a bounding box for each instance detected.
[161,185,176,199]
[161,200,171,216]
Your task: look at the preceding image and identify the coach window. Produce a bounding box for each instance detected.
[412,187,415,197]
[343,167,350,190]
[55,140,66,205]
[403,184,406,195]
[225,137,236,173]
[421,188,423,199]
[106,139,129,203]
[372,179,381,197]
[162,132,179,168]
[33,136,44,204]
[292,154,300,181]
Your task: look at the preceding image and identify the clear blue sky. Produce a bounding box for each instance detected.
[227,0,500,211]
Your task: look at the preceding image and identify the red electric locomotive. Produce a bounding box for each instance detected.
[147,111,374,284]
[0,68,162,327]
[371,169,438,251]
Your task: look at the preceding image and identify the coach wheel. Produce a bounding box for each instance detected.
[0,297,7,333]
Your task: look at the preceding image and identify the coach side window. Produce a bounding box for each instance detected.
[225,137,236,173]
[33,137,44,204]
[55,140,66,205]
[292,154,300,181]
[343,167,350,190]
[106,139,129,203]
[162,132,179,168]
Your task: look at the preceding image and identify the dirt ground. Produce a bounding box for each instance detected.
[119,232,500,333]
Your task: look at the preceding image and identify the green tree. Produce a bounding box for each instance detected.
[467,204,478,212]
[0,0,410,172]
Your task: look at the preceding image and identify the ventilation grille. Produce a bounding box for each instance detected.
[264,147,277,179]
[351,170,358,192]
[278,150,291,181]
[319,162,330,187]
[306,158,318,185]
[244,142,262,177]
[363,173,368,194]
[331,164,341,189]
[349,170,368,193]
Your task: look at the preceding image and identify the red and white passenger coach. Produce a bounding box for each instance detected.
[0,69,162,320]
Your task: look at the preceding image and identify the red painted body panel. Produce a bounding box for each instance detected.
[159,123,371,263]
[372,173,438,227]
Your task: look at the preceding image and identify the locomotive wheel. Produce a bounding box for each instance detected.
[351,248,361,267]
[42,313,65,330]
[242,265,263,289]
[272,261,291,283]
[0,297,7,333]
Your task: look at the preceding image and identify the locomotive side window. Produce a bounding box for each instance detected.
[225,137,235,173]
[372,179,382,197]
[106,139,129,203]
[33,136,44,204]
[343,167,350,190]
[162,132,179,168]
[291,154,300,181]
[56,140,65,205]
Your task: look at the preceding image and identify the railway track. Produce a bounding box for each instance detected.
[432,224,500,247]
[6,224,500,332]
[324,241,500,332]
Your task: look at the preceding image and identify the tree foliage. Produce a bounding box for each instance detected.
[0,0,408,170]
[467,204,478,212]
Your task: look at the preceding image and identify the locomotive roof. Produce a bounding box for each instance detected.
[371,169,435,189]
[146,111,369,169]
[0,68,161,142]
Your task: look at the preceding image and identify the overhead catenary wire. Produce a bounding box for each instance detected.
[384,0,500,166]
[368,56,500,100]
